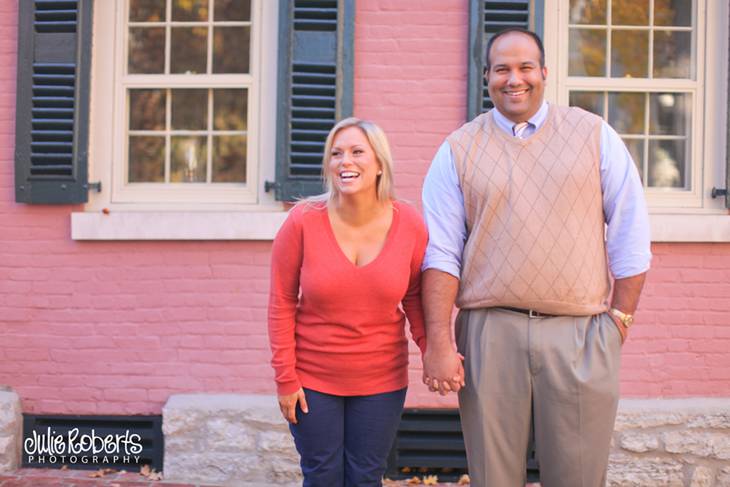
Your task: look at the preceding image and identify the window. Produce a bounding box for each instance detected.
[114,0,260,204]
[554,0,721,210]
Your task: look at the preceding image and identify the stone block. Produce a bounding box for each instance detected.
[0,390,21,473]
[689,466,715,487]
[716,466,730,486]
[606,453,684,487]
[163,394,301,485]
[663,431,730,460]
[620,431,660,453]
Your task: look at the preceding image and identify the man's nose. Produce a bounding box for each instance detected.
[507,69,520,84]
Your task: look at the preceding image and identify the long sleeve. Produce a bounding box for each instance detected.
[402,217,428,354]
[267,208,304,395]
[599,122,652,278]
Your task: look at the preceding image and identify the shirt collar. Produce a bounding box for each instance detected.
[492,101,549,136]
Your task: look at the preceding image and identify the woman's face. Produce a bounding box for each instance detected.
[328,126,381,198]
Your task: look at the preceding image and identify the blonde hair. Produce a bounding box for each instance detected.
[302,117,396,203]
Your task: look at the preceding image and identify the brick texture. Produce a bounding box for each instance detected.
[0,0,728,414]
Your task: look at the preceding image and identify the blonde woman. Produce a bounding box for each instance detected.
[268,118,427,486]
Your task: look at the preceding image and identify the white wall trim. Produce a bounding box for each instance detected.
[650,213,730,242]
[71,211,288,240]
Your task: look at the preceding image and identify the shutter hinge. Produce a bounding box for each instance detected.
[85,182,102,193]
[264,181,279,193]
[711,187,727,198]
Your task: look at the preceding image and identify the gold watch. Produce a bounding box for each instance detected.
[609,307,634,328]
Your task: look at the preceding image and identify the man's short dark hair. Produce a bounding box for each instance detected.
[484,28,545,72]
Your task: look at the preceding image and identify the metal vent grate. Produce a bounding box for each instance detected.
[482,0,530,111]
[386,408,539,482]
[30,63,76,177]
[35,0,78,33]
[294,0,337,31]
[23,415,163,471]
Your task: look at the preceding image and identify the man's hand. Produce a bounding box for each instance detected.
[278,388,308,424]
[423,346,465,395]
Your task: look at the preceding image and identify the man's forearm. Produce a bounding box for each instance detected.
[611,272,647,314]
[422,268,460,350]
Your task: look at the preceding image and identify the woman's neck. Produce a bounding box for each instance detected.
[331,193,390,227]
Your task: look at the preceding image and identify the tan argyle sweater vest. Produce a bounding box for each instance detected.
[447,104,610,315]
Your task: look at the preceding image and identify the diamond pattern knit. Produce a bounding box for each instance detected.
[446,104,610,315]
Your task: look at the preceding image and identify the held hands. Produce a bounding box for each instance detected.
[277,387,308,424]
[422,346,465,396]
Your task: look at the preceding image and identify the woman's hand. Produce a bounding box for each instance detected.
[278,388,309,424]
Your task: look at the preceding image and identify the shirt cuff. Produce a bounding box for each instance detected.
[421,258,461,279]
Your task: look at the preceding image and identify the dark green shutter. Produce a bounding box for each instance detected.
[724,3,730,208]
[14,0,93,204]
[271,0,354,201]
[468,0,533,120]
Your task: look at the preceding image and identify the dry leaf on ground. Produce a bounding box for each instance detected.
[458,473,471,485]
[88,469,106,478]
[423,474,439,485]
[405,476,422,484]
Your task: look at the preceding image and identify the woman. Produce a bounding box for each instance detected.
[268,117,427,486]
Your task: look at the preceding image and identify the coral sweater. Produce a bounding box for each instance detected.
[268,200,428,396]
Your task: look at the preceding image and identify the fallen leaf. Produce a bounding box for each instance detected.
[102,468,117,474]
[88,469,106,478]
[458,473,471,485]
[405,476,422,485]
[400,466,412,473]
[140,464,152,476]
[60,465,69,471]
[441,467,453,473]
[418,466,429,473]
[423,475,439,485]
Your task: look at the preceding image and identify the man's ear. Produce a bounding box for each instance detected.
[542,66,548,80]
[483,67,489,86]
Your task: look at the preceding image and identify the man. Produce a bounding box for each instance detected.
[421,28,651,487]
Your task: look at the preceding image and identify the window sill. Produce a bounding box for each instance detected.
[650,213,730,242]
[71,210,289,240]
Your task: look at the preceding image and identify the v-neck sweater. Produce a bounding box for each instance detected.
[268,200,428,396]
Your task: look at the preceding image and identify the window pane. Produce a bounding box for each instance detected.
[622,138,644,180]
[171,27,208,74]
[213,89,247,130]
[129,0,166,22]
[569,29,606,76]
[171,136,208,182]
[129,136,165,182]
[129,89,166,130]
[172,0,208,21]
[608,92,645,134]
[611,30,648,77]
[569,0,606,24]
[612,0,649,25]
[171,89,208,130]
[213,136,247,183]
[569,91,604,117]
[128,27,165,73]
[213,27,250,73]
[653,30,691,78]
[648,139,686,188]
[654,0,692,26]
[649,93,689,135]
[215,0,251,21]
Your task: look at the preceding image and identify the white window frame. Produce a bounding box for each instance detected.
[543,0,730,242]
[73,0,286,240]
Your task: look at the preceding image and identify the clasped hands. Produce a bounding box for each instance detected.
[422,345,465,395]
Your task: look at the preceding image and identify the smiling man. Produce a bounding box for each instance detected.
[420,29,652,487]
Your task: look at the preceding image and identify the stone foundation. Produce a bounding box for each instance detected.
[0,388,22,472]
[609,399,730,486]
[162,395,730,486]
[162,394,300,487]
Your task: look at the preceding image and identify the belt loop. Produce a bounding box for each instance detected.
[529,310,540,319]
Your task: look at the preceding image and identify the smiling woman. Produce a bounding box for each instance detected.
[267,118,429,485]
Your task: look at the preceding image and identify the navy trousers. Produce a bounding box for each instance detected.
[289,387,407,487]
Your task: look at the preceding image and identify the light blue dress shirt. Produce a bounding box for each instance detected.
[422,101,652,280]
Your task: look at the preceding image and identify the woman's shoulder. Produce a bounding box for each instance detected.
[393,200,427,234]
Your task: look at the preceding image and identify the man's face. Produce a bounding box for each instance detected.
[485,32,547,123]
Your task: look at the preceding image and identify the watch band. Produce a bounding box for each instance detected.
[609,307,634,328]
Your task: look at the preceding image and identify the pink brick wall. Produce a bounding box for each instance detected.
[0,0,728,415]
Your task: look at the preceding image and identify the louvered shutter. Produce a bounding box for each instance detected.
[271,0,354,201]
[467,0,533,120]
[14,0,92,204]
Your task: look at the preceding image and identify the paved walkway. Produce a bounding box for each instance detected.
[0,468,541,486]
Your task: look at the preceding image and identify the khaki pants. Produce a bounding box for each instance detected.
[456,308,622,487]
